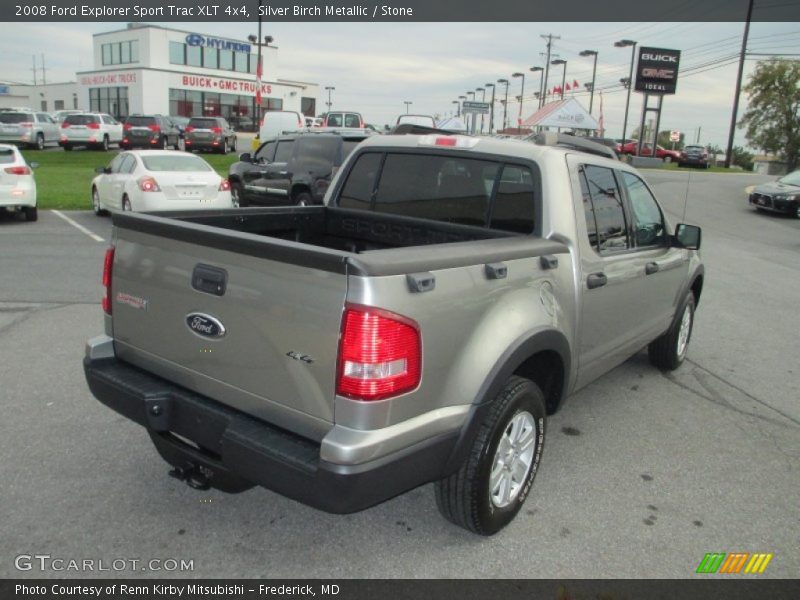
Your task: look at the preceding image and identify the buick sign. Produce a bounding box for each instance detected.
[186,313,226,339]
[635,47,681,95]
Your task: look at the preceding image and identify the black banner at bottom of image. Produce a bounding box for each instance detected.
[2,579,800,600]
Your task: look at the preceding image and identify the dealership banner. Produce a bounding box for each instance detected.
[3,579,800,599]
[3,0,799,22]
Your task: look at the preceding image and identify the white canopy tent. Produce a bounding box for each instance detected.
[521,98,599,131]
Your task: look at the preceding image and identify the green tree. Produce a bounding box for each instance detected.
[739,59,800,171]
[732,146,754,171]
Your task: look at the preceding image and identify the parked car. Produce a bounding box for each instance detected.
[259,110,304,142]
[120,115,181,150]
[59,112,123,151]
[90,150,232,215]
[748,169,800,218]
[229,130,371,207]
[323,111,364,128]
[0,144,38,221]
[0,110,59,150]
[678,145,710,168]
[84,132,703,535]
[396,114,437,128]
[184,116,237,154]
[51,109,84,123]
[619,141,681,162]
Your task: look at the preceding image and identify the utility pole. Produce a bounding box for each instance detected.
[696,126,702,144]
[31,55,37,86]
[41,54,47,85]
[540,34,560,108]
[724,0,754,169]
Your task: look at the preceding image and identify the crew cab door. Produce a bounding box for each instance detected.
[260,138,295,204]
[241,139,276,203]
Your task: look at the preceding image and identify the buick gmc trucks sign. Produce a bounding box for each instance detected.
[635,47,681,95]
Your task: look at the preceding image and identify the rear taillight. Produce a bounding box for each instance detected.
[4,166,31,175]
[137,176,161,192]
[60,122,70,129]
[102,247,114,315]
[219,179,231,191]
[87,122,100,130]
[211,126,222,134]
[185,126,195,133]
[148,124,161,133]
[337,306,421,401]
[20,122,33,128]
[123,123,132,131]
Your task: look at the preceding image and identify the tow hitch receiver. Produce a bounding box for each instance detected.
[168,465,212,490]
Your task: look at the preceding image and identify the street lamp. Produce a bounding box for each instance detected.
[615,39,637,144]
[452,100,460,117]
[529,66,543,109]
[324,86,335,111]
[512,72,525,129]
[247,6,274,131]
[579,50,598,114]
[497,78,509,131]
[458,95,467,121]
[403,100,412,114]
[484,83,495,133]
[476,87,485,133]
[551,59,567,99]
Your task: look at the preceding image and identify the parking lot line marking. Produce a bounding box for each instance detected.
[52,210,105,243]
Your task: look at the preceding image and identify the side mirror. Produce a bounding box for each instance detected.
[674,224,701,250]
[29,162,39,169]
[238,152,252,163]
[95,166,111,174]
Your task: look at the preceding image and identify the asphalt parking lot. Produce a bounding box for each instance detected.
[1,168,798,579]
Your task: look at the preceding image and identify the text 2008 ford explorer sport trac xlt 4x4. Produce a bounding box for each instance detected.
[84,132,703,535]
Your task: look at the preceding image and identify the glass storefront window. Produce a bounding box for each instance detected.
[102,44,111,65]
[169,41,184,65]
[111,43,120,64]
[234,52,248,73]
[187,45,202,67]
[219,50,233,71]
[130,40,139,62]
[121,42,130,63]
[204,47,218,69]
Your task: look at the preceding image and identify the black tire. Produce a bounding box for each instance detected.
[161,137,169,150]
[24,206,38,222]
[63,144,73,152]
[91,187,107,216]
[293,191,312,206]
[32,133,45,151]
[435,376,546,535]
[220,141,228,155]
[648,291,696,371]
[230,137,237,153]
[793,203,800,219]
[122,195,132,212]
[100,136,109,151]
[230,182,245,208]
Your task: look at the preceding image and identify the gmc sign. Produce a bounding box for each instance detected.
[635,47,681,95]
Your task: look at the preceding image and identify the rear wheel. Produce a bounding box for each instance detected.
[33,133,45,151]
[92,187,107,216]
[101,136,109,151]
[230,182,245,208]
[663,155,672,163]
[122,195,132,212]
[24,206,38,222]
[648,291,695,371]
[63,144,73,152]
[294,191,312,206]
[435,376,546,535]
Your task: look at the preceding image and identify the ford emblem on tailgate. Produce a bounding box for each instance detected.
[186,313,226,338]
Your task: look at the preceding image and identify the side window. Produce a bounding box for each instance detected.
[339,152,381,210]
[118,154,136,174]
[108,154,126,174]
[255,141,276,162]
[580,165,629,253]
[274,140,295,163]
[621,172,666,247]
[490,165,536,233]
[36,113,49,122]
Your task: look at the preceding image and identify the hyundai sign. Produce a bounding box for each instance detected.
[185,33,251,54]
[635,47,681,95]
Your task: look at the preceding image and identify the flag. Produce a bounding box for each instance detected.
[255,55,263,106]
[573,79,580,88]
[598,91,605,137]
[565,83,571,92]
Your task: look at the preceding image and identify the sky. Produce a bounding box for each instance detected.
[1,20,798,149]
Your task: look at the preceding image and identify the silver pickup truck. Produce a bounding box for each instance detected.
[84,132,704,535]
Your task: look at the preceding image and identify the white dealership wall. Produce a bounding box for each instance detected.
[0,82,80,112]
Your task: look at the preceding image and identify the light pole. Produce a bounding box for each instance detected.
[403,100,412,114]
[247,8,273,131]
[324,86,335,112]
[579,50,598,114]
[497,78,509,131]
[615,39,637,143]
[485,83,495,133]
[452,100,460,117]
[529,66,543,111]
[476,87,485,133]
[551,59,567,99]
[512,72,525,129]
[458,95,467,122]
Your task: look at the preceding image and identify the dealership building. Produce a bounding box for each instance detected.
[1,24,320,130]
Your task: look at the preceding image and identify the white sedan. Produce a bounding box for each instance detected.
[90,150,233,215]
[0,143,38,221]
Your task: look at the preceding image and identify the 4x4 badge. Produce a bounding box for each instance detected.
[186,313,226,339]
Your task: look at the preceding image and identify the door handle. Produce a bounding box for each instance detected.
[278,171,288,176]
[645,262,660,275]
[587,273,607,289]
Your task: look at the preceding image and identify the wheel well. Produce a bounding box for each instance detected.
[513,350,565,415]
[691,275,703,306]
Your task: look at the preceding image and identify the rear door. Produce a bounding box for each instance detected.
[241,139,276,203]
[110,229,349,434]
[260,138,295,204]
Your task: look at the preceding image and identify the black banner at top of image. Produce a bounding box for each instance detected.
[3,0,800,22]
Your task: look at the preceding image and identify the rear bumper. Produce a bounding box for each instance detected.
[83,355,458,513]
[185,139,223,150]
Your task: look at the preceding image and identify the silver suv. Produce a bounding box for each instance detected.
[0,111,59,150]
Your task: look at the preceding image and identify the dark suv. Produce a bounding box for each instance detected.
[228,130,371,207]
[184,117,237,154]
[121,115,181,150]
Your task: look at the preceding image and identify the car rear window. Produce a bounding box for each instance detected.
[338,152,538,233]
[684,146,704,152]
[65,114,100,125]
[141,154,212,172]
[342,140,365,157]
[125,116,157,127]
[293,137,339,170]
[0,113,31,124]
[0,148,17,163]
[188,118,219,129]
[344,114,362,128]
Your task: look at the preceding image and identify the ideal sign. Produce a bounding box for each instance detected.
[185,33,251,54]
[635,47,681,95]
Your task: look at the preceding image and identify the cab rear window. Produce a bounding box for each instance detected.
[338,151,538,233]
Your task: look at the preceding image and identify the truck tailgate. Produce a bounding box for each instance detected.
[110,226,347,440]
